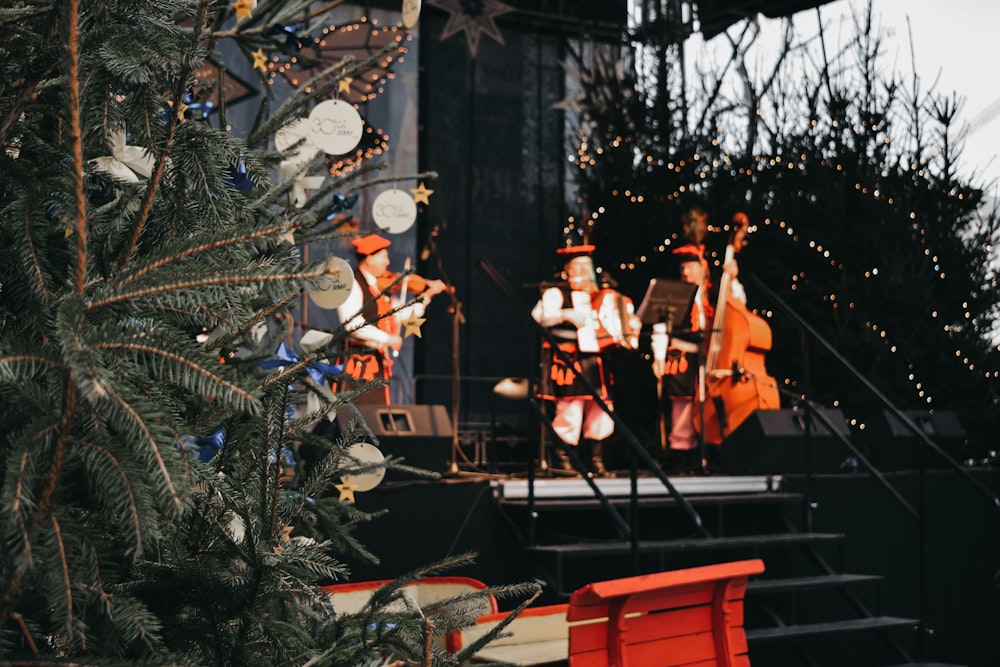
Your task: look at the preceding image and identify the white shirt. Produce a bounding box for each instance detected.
[336,268,428,347]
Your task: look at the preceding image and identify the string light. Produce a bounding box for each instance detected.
[565,112,1000,426]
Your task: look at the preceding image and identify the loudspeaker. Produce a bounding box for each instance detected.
[869,410,965,470]
[354,404,453,475]
[720,408,851,475]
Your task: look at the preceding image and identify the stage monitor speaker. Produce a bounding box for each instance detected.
[354,404,453,475]
[869,410,965,470]
[720,408,851,475]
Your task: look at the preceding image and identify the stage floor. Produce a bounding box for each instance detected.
[490,474,782,499]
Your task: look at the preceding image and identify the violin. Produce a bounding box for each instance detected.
[376,257,450,301]
[376,270,443,295]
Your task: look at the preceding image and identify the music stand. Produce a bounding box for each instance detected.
[638,279,699,458]
[636,278,698,332]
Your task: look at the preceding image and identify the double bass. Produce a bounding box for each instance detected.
[696,213,780,444]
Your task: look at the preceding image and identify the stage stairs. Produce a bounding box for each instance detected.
[490,474,963,667]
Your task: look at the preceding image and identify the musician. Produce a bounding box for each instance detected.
[656,243,745,472]
[335,233,446,404]
[532,244,640,477]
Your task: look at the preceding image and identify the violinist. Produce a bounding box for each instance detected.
[334,233,447,404]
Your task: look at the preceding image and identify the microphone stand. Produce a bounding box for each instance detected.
[422,227,466,475]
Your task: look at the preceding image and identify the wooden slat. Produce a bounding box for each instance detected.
[571,560,764,606]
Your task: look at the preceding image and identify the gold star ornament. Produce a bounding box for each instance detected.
[401,312,426,338]
[231,0,254,21]
[335,479,358,503]
[410,181,434,205]
[251,48,268,73]
[337,76,354,95]
[167,99,189,122]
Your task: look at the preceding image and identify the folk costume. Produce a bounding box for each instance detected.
[657,243,746,469]
[533,245,639,477]
[334,234,435,404]
[660,244,713,461]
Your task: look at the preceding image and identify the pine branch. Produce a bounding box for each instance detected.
[66,0,86,293]
[103,385,181,512]
[50,513,75,644]
[113,222,307,290]
[96,341,255,405]
[86,265,333,311]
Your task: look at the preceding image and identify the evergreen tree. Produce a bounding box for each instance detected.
[0,0,533,664]
[567,3,1000,454]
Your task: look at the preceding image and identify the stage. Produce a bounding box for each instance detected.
[340,462,1000,666]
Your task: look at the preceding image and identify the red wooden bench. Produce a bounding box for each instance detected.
[456,559,765,666]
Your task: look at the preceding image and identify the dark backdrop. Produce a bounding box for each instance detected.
[412,12,574,428]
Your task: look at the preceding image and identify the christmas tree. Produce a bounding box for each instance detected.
[0,0,533,663]
[566,2,1000,454]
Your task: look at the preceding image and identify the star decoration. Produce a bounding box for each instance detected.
[335,479,357,503]
[426,0,514,58]
[338,76,354,95]
[550,61,586,113]
[252,48,268,73]
[410,181,434,205]
[167,99,189,122]
[231,0,254,21]
[401,312,426,338]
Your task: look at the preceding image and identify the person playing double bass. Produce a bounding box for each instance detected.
[656,210,779,472]
[334,233,447,404]
[654,244,723,472]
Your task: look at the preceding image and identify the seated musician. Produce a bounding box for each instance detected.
[532,243,640,477]
[655,243,744,472]
[334,233,446,404]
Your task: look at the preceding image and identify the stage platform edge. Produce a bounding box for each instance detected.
[491,474,780,499]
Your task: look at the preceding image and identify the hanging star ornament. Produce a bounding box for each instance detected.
[335,479,358,503]
[231,0,254,21]
[426,0,514,58]
[337,76,354,95]
[252,48,268,73]
[401,312,426,338]
[167,99,189,122]
[410,181,434,205]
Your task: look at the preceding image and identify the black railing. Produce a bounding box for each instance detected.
[746,271,1000,661]
[746,272,1000,518]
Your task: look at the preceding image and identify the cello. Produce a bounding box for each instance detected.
[696,213,780,445]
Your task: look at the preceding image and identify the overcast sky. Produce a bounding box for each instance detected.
[691,0,1000,194]
[848,0,999,191]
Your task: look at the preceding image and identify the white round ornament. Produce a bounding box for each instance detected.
[308,99,363,155]
[341,442,386,492]
[372,188,418,234]
[307,256,353,310]
[274,117,314,165]
[402,0,421,28]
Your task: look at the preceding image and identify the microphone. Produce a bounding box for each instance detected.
[420,224,440,261]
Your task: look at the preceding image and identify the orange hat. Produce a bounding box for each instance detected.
[351,233,391,256]
[556,244,595,260]
[672,243,704,263]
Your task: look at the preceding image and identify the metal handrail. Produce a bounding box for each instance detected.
[745,272,1000,518]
